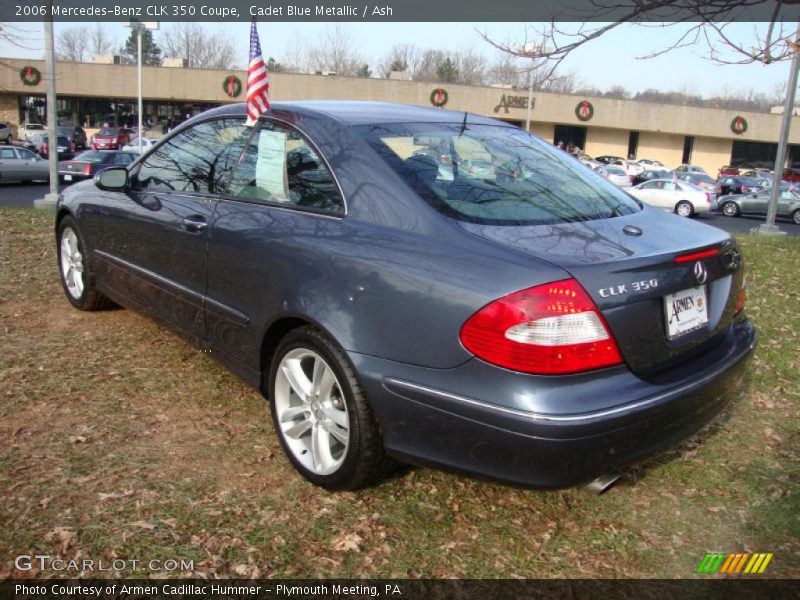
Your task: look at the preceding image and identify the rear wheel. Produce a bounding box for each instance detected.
[268,326,395,490]
[57,216,114,310]
[793,209,800,225]
[722,201,740,217]
[675,200,694,217]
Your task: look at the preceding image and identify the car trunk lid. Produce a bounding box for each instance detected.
[457,209,745,377]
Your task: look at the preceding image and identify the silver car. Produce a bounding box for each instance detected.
[719,185,800,224]
[0,145,49,182]
[627,179,711,217]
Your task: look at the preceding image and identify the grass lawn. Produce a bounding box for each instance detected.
[0,208,798,578]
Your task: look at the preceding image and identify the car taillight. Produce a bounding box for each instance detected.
[460,279,623,375]
[741,185,748,193]
[69,142,75,153]
[705,192,711,204]
[84,164,91,175]
[42,142,48,154]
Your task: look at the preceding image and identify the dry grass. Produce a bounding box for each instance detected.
[0,208,798,579]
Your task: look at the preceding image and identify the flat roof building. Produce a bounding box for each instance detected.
[2,56,798,175]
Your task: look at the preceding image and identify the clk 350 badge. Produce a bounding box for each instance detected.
[599,279,659,298]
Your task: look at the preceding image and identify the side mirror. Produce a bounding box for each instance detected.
[95,167,129,191]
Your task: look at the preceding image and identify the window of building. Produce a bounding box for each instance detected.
[134,118,249,194]
[627,131,639,159]
[682,136,694,164]
[226,120,344,215]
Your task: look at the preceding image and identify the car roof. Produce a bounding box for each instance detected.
[189,101,511,127]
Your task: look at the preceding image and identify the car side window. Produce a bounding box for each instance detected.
[640,181,660,190]
[663,181,677,192]
[114,153,133,165]
[0,148,16,159]
[16,148,36,159]
[226,120,344,215]
[134,118,249,194]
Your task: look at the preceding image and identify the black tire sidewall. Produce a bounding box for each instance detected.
[723,202,739,217]
[268,328,369,490]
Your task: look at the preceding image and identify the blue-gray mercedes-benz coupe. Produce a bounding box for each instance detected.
[55,102,756,491]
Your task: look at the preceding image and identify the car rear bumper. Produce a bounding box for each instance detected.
[350,318,756,488]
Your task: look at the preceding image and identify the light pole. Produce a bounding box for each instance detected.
[43,0,59,205]
[124,21,159,155]
[522,42,539,133]
[755,22,800,237]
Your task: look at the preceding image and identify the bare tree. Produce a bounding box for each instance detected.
[306,25,364,76]
[160,23,237,69]
[58,26,89,62]
[378,43,417,77]
[454,48,487,86]
[486,54,523,87]
[480,2,798,67]
[412,49,446,82]
[89,23,113,57]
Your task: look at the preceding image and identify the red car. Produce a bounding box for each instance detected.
[782,167,800,182]
[718,165,739,178]
[91,127,131,150]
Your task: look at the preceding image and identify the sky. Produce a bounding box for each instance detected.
[0,21,794,100]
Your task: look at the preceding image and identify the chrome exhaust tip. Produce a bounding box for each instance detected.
[583,473,622,495]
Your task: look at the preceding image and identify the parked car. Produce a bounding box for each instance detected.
[595,165,631,186]
[673,172,721,208]
[595,155,626,165]
[41,135,75,160]
[626,178,711,217]
[631,169,672,186]
[121,136,159,154]
[741,168,772,179]
[21,132,47,156]
[782,167,800,182]
[58,125,87,149]
[18,122,45,141]
[674,164,708,176]
[718,175,764,197]
[55,102,754,491]
[0,145,49,182]
[0,122,13,144]
[607,159,644,177]
[717,165,740,178]
[58,150,137,183]
[91,127,132,150]
[719,183,800,224]
[637,159,668,171]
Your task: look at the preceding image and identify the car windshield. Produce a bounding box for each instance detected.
[356,123,640,225]
[74,151,106,163]
[98,128,119,135]
[605,167,627,176]
[57,127,73,134]
[691,174,716,184]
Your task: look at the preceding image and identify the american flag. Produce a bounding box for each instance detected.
[245,19,270,126]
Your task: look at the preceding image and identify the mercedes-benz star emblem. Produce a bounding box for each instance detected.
[693,261,708,285]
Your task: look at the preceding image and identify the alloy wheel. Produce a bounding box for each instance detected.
[59,227,84,300]
[273,348,350,475]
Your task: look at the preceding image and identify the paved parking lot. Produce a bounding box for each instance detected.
[1,181,798,236]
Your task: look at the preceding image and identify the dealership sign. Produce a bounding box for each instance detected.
[494,94,534,114]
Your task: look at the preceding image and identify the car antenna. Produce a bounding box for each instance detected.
[459,111,468,136]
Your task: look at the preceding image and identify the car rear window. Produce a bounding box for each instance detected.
[356,123,640,225]
[98,128,119,135]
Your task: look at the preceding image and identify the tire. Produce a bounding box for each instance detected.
[793,209,800,225]
[722,201,740,217]
[675,200,694,217]
[56,216,114,311]
[268,326,395,490]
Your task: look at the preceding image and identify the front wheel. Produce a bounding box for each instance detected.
[268,326,395,490]
[57,216,114,310]
[793,209,800,225]
[722,201,740,217]
[675,200,694,217]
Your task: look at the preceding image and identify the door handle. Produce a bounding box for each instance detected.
[181,216,208,232]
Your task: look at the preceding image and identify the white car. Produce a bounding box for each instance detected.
[595,165,631,187]
[627,179,711,217]
[18,123,45,142]
[637,158,669,172]
[121,136,158,154]
[608,159,644,177]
